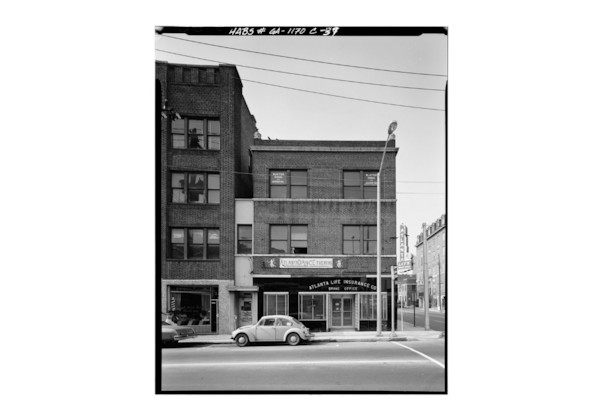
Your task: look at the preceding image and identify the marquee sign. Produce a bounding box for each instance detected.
[308,279,376,292]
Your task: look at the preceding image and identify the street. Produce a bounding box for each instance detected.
[399,307,446,332]
[161,340,445,392]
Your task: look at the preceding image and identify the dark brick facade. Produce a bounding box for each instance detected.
[157,61,257,334]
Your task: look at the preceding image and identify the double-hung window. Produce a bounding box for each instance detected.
[270,170,307,198]
[264,293,288,315]
[237,225,252,254]
[343,225,377,255]
[343,171,377,199]
[171,118,220,150]
[270,225,308,254]
[171,172,220,204]
[170,228,220,260]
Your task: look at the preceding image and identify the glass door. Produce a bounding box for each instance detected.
[331,295,354,328]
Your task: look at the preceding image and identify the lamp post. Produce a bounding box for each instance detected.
[376,120,397,337]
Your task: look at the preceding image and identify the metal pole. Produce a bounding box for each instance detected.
[376,171,382,336]
[391,266,396,337]
[439,256,442,312]
[413,293,416,327]
[400,285,404,332]
[423,223,430,330]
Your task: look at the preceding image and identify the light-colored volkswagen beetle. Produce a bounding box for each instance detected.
[231,315,314,347]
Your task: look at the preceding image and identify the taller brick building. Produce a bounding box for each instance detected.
[156,61,258,334]
[415,214,446,310]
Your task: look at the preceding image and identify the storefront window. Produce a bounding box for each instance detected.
[360,293,388,320]
[168,287,215,329]
[299,294,325,320]
[264,293,288,315]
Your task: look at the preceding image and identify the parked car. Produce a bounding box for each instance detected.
[231,315,315,347]
[162,321,196,345]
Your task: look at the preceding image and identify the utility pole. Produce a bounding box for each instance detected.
[438,256,442,311]
[423,223,430,330]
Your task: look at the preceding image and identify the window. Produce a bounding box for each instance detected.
[343,171,377,199]
[343,225,377,254]
[264,293,288,315]
[237,225,252,254]
[170,172,220,204]
[170,228,220,260]
[299,294,325,320]
[360,293,388,320]
[270,170,307,198]
[171,118,220,150]
[270,225,308,254]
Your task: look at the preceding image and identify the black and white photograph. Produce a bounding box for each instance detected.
[155,26,447,393]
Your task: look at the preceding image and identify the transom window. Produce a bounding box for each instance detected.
[171,172,220,204]
[270,225,308,254]
[270,170,307,198]
[360,293,388,320]
[343,171,377,199]
[171,118,220,150]
[170,228,220,260]
[343,225,377,255]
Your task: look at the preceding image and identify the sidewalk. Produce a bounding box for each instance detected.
[180,322,444,345]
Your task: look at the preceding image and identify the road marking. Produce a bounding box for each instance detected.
[163,360,428,368]
[392,342,445,369]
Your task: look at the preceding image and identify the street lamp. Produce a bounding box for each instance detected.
[376,120,397,337]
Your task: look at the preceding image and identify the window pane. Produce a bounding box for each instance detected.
[171,229,184,244]
[290,186,307,199]
[172,190,185,203]
[188,245,204,259]
[188,174,205,189]
[270,186,287,198]
[238,225,252,240]
[292,246,307,254]
[365,241,377,254]
[188,119,204,134]
[276,295,286,314]
[343,241,360,255]
[171,119,185,134]
[270,226,288,240]
[208,136,220,150]
[291,226,307,241]
[171,244,184,259]
[189,134,204,149]
[364,226,377,240]
[343,226,360,240]
[207,190,220,204]
[270,171,287,185]
[188,229,204,244]
[290,171,307,185]
[207,174,220,189]
[238,241,252,254]
[364,187,376,199]
[188,189,205,203]
[363,171,378,186]
[344,188,361,199]
[207,245,220,259]
[291,240,307,248]
[172,134,185,148]
[208,120,220,134]
[270,241,288,254]
[171,173,185,188]
[207,229,220,243]
[344,171,360,187]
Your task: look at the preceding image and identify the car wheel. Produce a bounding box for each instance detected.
[235,333,249,347]
[286,333,301,346]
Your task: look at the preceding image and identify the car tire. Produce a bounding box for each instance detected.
[286,332,301,346]
[235,333,249,347]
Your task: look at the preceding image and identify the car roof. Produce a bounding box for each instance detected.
[260,315,293,319]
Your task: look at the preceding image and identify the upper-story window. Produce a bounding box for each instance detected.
[237,225,252,254]
[171,172,220,204]
[270,225,308,254]
[270,170,307,198]
[170,228,220,260]
[171,118,220,150]
[343,225,377,255]
[343,171,377,199]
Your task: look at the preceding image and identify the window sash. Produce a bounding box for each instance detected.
[343,171,378,199]
[270,225,307,254]
[343,225,376,255]
[264,293,288,315]
[299,294,325,320]
[171,172,220,204]
[270,170,307,198]
[169,227,220,260]
[171,118,220,150]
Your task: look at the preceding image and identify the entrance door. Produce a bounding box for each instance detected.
[331,295,354,328]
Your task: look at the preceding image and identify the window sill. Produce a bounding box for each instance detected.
[171,148,221,152]
[168,203,220,206]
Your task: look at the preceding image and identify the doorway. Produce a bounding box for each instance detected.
[331,295,354,329]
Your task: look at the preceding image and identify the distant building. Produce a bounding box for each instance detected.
[415,215,446,310]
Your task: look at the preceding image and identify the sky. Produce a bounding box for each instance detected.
[155,29,447,256]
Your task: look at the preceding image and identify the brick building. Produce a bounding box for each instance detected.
[156,61,258,334]
[234,140,398,332]
[415,214,446,310]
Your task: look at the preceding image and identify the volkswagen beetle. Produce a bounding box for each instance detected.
[231,315,314,347]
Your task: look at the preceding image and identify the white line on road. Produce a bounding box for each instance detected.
[392,342,445,369]
[163,359,428,368]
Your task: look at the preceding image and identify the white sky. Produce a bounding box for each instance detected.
[155,31,447,254]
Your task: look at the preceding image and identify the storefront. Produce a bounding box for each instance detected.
[167,285,219,334]
[254,277,393,332]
